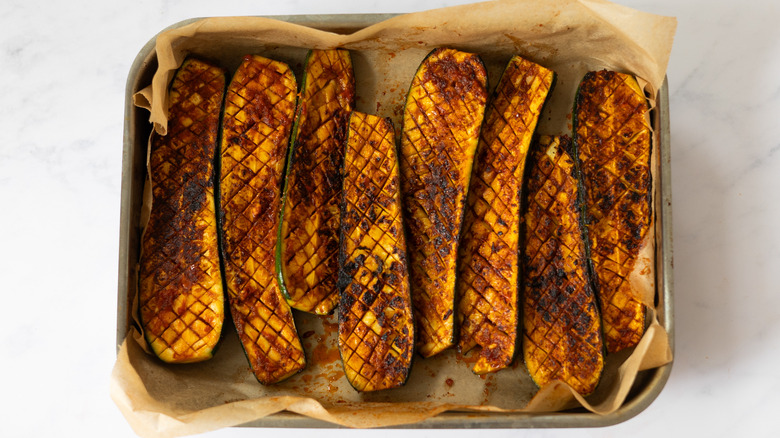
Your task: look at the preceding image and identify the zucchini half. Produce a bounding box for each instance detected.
[456,55,555,374]
[219,55,305,384]
[573,70,651,353]
[278,49,355,315]
[138,58,227,363]
[399,47,488,358]
[522,135,604,396]
[338,111,414,391]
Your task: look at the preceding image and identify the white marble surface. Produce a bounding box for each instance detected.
[2,0,779,436]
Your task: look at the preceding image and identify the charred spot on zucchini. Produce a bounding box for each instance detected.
[457,55,554,374]
[138,58,227,364]
[522,135,604,396]
[219,55,305,384]
[399,47,488,358]
[338,111,414,391]
[573,70,651,353]
[278,49,355,315]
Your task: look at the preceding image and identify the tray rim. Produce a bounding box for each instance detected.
[118,12,674,429]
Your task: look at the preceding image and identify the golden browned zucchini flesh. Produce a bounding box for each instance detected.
[138,58,227,364]
[219,55,306,384]
[279,49,355,315]
[574,70,651,353]
[457,56,554,374]
[399,48,488,358]
[523,135,604,396]
[338,111,414,391]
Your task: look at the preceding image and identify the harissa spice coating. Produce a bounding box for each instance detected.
[138,58,226,363]
[574,70,651,353]
[457,55,554,374]
[523,135,604,396]
[219,55,305,384]
[338,112,414,391]
[399,47,488,358]
[280,49,355,315]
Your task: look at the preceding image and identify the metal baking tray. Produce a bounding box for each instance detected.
[118,13,674,429]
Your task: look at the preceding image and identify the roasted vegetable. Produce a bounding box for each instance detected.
[399,47,488,358]
[522,135,604,396]
[574,70,651,353]
[278,49,355,315]
[456,56,554,374]
[219,55,306,384]
[138,58,227,363]
[338,111,414,391]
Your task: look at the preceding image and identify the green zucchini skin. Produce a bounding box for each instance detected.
[275,51,310,305]
[337,111,415,392]
[277,49,355,315]
[398,47,489,358]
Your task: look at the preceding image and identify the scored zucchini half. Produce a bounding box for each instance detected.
[573,70,651,353]
[456,55,555,374]
[399,47,488,358]
[522,135,604,396]
[278,49,355,315]
[219,55,305,384]
[138,58,227,363]
[338,111,414,391]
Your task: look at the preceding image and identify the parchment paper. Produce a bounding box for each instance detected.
[113,0,676,435]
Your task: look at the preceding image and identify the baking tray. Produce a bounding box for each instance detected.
[117,13,674,429]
